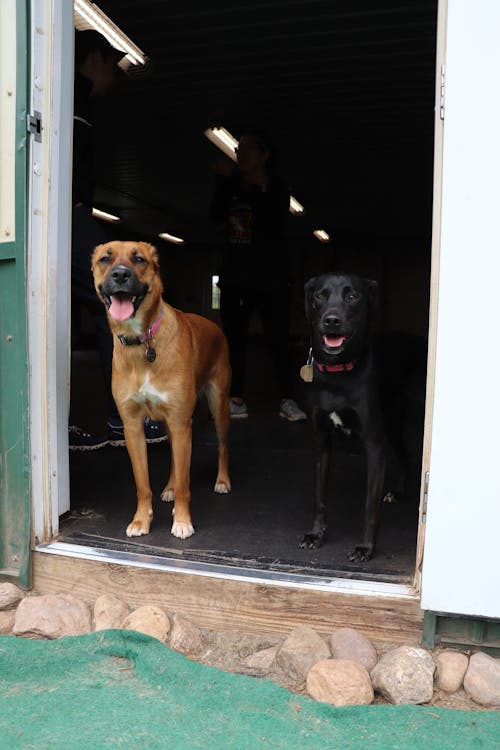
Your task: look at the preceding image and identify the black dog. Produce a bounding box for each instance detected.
[301,272,389,562]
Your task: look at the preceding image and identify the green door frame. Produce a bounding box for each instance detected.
[0,0,31,588]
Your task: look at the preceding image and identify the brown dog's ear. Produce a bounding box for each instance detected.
[139,242,161,273]
[91,243,105,270]
[304,277,317,321]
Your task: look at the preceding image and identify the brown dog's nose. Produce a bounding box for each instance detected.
[111,265,132,284]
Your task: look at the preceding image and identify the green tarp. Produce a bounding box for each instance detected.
[0,630,498,749]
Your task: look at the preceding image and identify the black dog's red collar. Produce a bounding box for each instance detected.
[316,360,356,373]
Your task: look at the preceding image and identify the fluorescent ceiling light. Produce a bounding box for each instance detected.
[74,0,147,67]
[289,196,305,215]
[313,229,330,242]
[158,232,185,245]
[204,127,238,161]
[92,207,120,223]
[204,126,305,215]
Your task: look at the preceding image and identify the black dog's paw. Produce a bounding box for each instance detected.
[382,491,398,504]
[300,531,325,549]
[348,544,374,563]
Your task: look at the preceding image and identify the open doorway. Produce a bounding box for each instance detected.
[63,0,437,585]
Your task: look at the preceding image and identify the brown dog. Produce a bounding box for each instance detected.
[91,240,231,540]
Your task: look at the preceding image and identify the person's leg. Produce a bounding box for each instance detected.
[259,284,294,399]
[259,284,307,421]
[219,284,252,400]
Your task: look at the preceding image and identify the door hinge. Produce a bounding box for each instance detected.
[421,470,430,522]
[439,65,445,120]
[27,111,42,142]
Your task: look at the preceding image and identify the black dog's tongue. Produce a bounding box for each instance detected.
[109,295,134,322]
[324,335,345,348]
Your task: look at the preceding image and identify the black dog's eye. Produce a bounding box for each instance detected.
[98,255,111,264]
[346,292,359,303]
[313,290,328,305]
[133,255,146,264]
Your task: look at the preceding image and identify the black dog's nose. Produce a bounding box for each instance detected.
[323,314,341,329]
[111,265,132,284]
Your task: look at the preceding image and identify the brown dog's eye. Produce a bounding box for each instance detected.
[133,255,146,264]
[98,255,111,264]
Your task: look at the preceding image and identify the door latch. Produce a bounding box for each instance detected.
[27,111,42,142]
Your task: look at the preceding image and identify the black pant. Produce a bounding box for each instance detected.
[71,205,118,420]
[219,282,294,400]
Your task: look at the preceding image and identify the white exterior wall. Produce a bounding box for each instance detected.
[421,0,500,617]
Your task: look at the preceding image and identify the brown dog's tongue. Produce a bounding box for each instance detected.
[324,335,345,348]
[109,296,134,322]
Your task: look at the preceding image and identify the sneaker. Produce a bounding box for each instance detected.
[230,398,248,419]
[279,398,307,422]
[108,417,126,447]
[144,417,168,444]
[68,425,109,451]
[109,417,169,446]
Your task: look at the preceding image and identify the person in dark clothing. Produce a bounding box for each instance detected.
[70,30,167,449]
[210,130,306,421]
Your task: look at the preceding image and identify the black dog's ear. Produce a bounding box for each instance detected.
[364,279,379,311]
[304,277,317,321]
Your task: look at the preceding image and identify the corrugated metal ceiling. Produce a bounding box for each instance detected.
[86,0,438,244]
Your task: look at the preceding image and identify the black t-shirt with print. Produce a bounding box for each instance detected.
[210,173,290,289]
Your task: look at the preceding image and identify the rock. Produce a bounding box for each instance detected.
[0,610,15,635]
[169,613,202,656]
[244,645,279,673]
[463,652,500,707]
[13,594,92,639]
[122,605,170,643]
[435,650,469,693]
[94,594,129,631]
[273,626,331,691]
[307,658,374,706]
[0,582,25,610]
[371,646,435,704]
[330,627,378,671]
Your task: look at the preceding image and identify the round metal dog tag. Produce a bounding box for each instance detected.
[300,363,313,382]
[145,347,157,363]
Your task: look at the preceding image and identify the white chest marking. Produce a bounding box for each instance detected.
[329,411,343,428]
[127,373,168,405]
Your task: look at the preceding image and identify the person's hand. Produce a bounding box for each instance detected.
[212,158,235,177]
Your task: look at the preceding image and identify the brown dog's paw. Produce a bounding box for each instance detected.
[126,519,151,537]
[171,521,195,539]
[214,480,230,494]
[161,488,175,503]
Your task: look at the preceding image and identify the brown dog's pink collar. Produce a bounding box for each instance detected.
[117,307,164,347]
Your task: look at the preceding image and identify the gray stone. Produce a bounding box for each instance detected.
[371,646,435,704]
[273,625,331,691]
[0,610,15,635]
[330,627,378,672]
[244,645,279,673]
[463,652,500,707]
[13,594,92,639]
[0,582,25,610]
[122,605,170,643]
[169,613,203,656]
[94,594,129,631]
[307,658,374,706]
[435,650,469,693]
